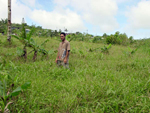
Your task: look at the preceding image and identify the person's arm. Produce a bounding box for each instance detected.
[64,42,70,63]
[64,50,70,63]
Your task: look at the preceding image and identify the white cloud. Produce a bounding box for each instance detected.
[0,0,31,24]
[0,0,7,19]
[54,0,119,33]
[20,0,36,7]
[53,0,70,8]
[0,0,119,34]
[123,0,150,39]
[115,0,130,4]
[0,0,85,32]
[12,0,32,23]
[126,0,150,29]
[30,9,85,32]
[82,0,119,33]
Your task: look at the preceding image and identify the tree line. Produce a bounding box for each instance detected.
[0,18,135,46]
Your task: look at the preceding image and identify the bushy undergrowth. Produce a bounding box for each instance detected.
[0,36,150,112]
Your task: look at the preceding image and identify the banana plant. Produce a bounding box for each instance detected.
[88,47,101,52]
[12,24,49,61]
[29,38,49,61]
[128,47,138,55]
[101,44,112,54]
[88,44,111,53]
[66,35,74,42]
[0,74,31,113]
[123,47,138,57]
[12,23,35,60]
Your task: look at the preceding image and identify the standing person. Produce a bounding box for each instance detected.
[55,32,70,68]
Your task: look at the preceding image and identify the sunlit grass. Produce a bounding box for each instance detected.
[0,36,150,112]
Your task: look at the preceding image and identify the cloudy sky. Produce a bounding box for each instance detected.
[0,0,150,39]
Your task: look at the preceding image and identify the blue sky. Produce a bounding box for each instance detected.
[0,0,150,39]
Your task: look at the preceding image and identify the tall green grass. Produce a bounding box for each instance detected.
[0,36,150,112]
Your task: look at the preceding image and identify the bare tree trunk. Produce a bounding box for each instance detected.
[22,45,27,61]
[33,51,37,62]
[7,0,11,42]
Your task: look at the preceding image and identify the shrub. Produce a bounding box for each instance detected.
[92,36,102,43]
[119,33,129,46]
[106,32,130,46]
[106,35,121,45]
[3,39,16,48]
[129,36,134,44]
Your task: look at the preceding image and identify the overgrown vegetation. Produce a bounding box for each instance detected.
[0,59,31,112]
[0,74,31,112]
[12,24,49,61]
[0,34,150,112]
[0,18,150,112]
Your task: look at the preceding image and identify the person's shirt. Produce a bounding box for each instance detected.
[58,39,70,62]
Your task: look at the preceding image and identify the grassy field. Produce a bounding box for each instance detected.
[0,35,150,112]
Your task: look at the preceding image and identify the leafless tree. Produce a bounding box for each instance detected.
[7,0,11,42]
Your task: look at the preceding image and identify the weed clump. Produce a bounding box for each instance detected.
[2,39,16,48]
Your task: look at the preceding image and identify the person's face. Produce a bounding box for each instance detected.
[60,34,65,41]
